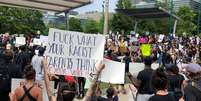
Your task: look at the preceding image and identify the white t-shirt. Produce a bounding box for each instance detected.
[31,55,44,80]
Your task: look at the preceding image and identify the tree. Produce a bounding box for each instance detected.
[69,17,82,32]
[110,14,133,34]
[176,6,197,36]
[0,6,46,35]
[98,17,104,34]
[110,0,134,34]
[137,19,169,34]
[83,20,99,33]
[116,0,132,9]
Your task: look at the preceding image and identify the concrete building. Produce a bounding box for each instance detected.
[77,11,103,22]
[76,11,114,22]
[131,0,201,11]
[173,0,201,11]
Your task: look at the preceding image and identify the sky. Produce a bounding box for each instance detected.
[74,0,118,14]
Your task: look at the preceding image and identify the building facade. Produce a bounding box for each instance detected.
[131,0,201,11]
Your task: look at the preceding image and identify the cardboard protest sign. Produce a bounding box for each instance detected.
[33,38,42,46]
[46,28,105,77]
[179,44,184,51]
[12,79,55,101]
[15,37,26,46]
[40,35,48,46]
[158,34,164,42]
[130,37,138,42]
[140,44,151,56]
[129,63,159,77]
[40,35,48,43]
[99,59,125,84]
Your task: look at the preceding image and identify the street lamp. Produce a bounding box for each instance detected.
[103,0,109,35]
[168,0,173,35]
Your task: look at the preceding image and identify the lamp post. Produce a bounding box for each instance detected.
[168,0,173,35]
[103,0,109,35]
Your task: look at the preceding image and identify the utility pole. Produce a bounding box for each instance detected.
[103,0,109,35]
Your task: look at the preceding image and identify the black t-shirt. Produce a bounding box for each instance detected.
[149,94,176,101]
[167,74,185,91]
[137,68,154,94]
[184,83,201,101]
[15,51,31,72]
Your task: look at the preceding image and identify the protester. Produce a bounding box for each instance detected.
[183,63,201,101]
[31,47,45,81]
[148,68,176,101]
[15,45,31,72]
[105,87,118,101]
[0,30,201,101]
[10,65,42,101]
[165,64,185,101]
[77,77,86,98]
[0,49,22,101]
[128,57,154,101]
[43,56,106,101]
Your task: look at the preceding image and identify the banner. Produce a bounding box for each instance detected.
[46,28,105,77]
[140,44,151,56]
[12,79,54,101]
[129,63,159,77]
[15,37,26,46]
[100,59,125,84]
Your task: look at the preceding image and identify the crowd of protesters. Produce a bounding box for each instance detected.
[0,31,200,101]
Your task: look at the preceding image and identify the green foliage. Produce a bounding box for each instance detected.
[116,0,132,9]
[138,19,169,34]
[98,17,104,34]
[110,0,134,34]
[0,6,46,35]
[83,20,99,33]
[69,17,82,32]
[176,6,197,36]
[156,0,168,9]
[110,13,133,34]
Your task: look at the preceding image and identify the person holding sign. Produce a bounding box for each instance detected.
[140,44,151,57]
[128,57,154,101]
[43,56,106,101]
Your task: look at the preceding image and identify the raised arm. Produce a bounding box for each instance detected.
[43,57,53,101]
[127,72,141,89]
[82,62,105,101]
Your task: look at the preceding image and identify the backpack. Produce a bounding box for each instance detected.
[0,64,11,92]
